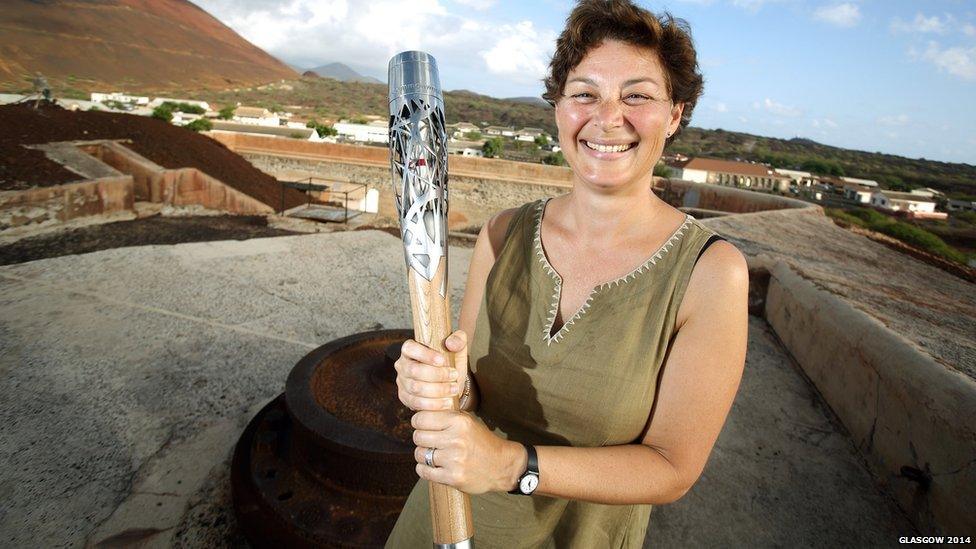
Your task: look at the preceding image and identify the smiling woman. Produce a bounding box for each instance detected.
[386,1,748,548]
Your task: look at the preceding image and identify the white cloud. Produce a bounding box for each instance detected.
[877,114,909,126]
[963,23,976,37]
[762,97,802,117]
[920,41,976,81]
[453,0,497,9]
[891,13,951,34]
[712,102,728,113]
[194,0,558,95]
[811,118,838,128]
[813,3,861,28]
[481,21,556,83]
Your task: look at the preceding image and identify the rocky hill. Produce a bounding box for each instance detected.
[0,0,297,94]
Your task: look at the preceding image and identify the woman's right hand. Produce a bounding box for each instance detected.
[394,330,468,412]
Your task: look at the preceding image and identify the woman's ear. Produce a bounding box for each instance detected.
[669,102,685,135]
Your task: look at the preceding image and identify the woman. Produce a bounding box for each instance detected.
[386,0,748,546]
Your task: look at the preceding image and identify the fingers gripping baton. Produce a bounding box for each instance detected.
[388,51,474,549]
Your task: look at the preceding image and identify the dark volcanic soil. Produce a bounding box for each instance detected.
[0,215,302,266]
[0,102,305,208]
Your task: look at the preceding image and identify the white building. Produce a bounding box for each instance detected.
[840,177,878,203]
[516,127,546,142]
[908,187,945,199]
[334,120,389,144]
[232,106,280,127]
[484,125,515,137]
[774,168,819,187]
[91,92,149,105]
[675,157,791,192]
[149,97,210,111]
[210,120,324,141]
[870,190,946,219]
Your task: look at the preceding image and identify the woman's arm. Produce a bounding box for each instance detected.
[455,208,519,413]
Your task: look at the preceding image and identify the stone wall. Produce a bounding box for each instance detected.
[208,132,575,186]
[0,175,134,230]
[240,152,567,229]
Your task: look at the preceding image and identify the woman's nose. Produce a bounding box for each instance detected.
[593,98,625,131]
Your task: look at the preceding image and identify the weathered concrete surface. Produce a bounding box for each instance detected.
[0,231,916,547]
[700,207,976,380]
[764,260,976,536]
[646,317,913,547]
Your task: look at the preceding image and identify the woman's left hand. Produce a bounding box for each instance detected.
[412,410,525,495]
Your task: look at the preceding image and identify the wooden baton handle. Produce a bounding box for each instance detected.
[407,260,474,546]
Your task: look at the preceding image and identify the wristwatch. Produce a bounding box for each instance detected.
[508,443,539,496]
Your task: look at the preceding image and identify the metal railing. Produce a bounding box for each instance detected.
[278,177,369,223]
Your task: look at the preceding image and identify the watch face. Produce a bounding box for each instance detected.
[520,473,539,494]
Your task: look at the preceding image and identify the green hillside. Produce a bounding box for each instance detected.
[197,76,975,198]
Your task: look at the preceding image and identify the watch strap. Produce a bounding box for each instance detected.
[508,443,538,495]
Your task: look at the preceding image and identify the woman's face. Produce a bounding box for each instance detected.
[554,39,683,193]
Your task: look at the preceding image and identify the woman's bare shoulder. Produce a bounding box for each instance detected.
[479,204,528,259]
[676,237,749,330]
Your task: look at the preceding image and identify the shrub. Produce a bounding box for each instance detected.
[218,106,235,120]
[463,131,482,140]
[542,151,566,166]
[482,137,504,158]
[876,222,966,263]
[151,105,173,122]
[184,118,213,132]
[162,101,205,115]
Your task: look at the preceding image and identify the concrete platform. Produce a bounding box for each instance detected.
[0,231,915,547]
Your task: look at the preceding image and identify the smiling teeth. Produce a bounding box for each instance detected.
[585,141,632,153]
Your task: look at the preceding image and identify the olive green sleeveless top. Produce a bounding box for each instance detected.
[386,197,720,548]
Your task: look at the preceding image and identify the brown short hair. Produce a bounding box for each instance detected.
[543,0,705,146]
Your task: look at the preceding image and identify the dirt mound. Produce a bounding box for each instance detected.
[0,0,296,93]
[0,102,305,209]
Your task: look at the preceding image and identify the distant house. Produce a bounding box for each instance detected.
[232,106,280,127]
[774,168,819,187]
[673,157,791,192]
[946,199,976,213]
[870,190,946,219]
[516,127,546,142]
[449,122,481,139]
[908,187,945,199]
[91,92,149,105]
[210,120,321,141]
[839,177,878,203]
[484,125,515,137]
[334,120,389,144]
[448,140,484,156]
[149,97,211,112]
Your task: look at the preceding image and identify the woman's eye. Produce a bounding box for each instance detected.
[624,94,651,104]
[571,93,595,101]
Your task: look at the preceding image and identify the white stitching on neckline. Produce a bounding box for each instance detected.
[533,197,693,346]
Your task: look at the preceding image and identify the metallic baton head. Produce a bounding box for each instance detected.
[388,51,449,292]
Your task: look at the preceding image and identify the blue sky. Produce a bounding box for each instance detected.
[196,0,976,164]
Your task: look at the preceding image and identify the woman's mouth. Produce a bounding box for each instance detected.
[581,140,637,154]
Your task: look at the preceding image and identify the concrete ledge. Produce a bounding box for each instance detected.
[763,259,976,535]
[657,178,815,213]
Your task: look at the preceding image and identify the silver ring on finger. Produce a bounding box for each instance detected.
[424,447,437,468]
